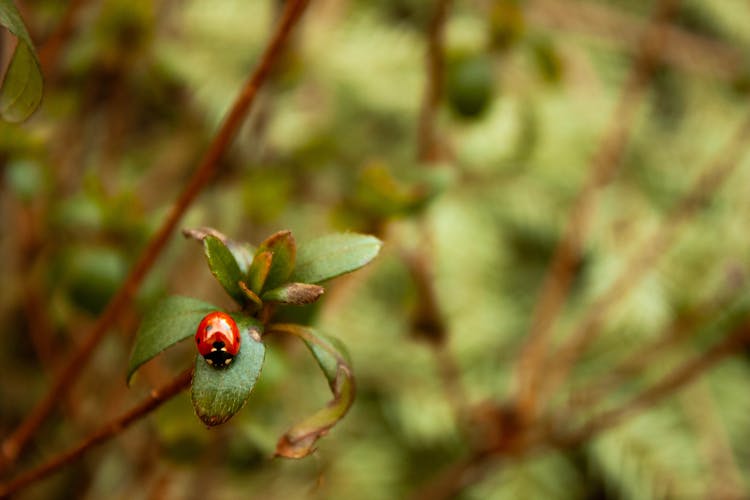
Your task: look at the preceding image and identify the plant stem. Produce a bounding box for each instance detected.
[0,0,310,471]
[541,112,750,404]
[526,0,745,81]
[0,369,193,498]
[37,0,89,80]
[417,0,452,163]
[515,0,681,424]
[557,321,750,447]
[566,283,740,410]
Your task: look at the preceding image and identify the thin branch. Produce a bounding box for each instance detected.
[410,451,495,500]
[540,112,750,404]
[403,250,469,419]
[557,320,750,447]
[526,0,745,81]
[680,380,746,499]
[417,0,452,163]
[0,369,193,498]
[37,0,89,79]
[515,0,681,423]
[567,272,744,410]
[0,0,310,471]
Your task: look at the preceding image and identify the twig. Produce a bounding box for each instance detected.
[0,369,193,498]
[404,250,469,418]
[540,112,750,404]
[557,320,750,447]
[0,0,310,471]
[410,451,494,500]
[567,272,745,410]
[526,0,745,81]
[515,0,681,423]
[417,0,452,163]
[37,0,89,79]
[680,380,746,499]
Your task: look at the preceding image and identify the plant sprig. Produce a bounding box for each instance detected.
[128,228,381,450]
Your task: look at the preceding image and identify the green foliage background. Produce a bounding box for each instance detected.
[2,0,750,498]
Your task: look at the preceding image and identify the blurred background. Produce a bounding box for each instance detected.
[2,0,750,498]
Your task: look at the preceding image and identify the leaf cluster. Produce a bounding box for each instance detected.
[127,229,380,457]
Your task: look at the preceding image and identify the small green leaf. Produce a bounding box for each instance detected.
[262,283,325,305]
[204,235,245,305]
[238,281,263,310]
[128,296,216,384]
[304,334,351,384]
[191,315,265,426]
[228,243,255,275]
[256,230,296,291]
[247,250,272,294]
[267,324,355,458]
[0,0,43,123]
[182,227,255,274]
[291,233,382,284]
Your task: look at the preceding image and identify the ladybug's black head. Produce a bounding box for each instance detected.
[203,341,234,368]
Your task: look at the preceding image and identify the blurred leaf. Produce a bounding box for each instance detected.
[4,160,44,201]
[191,315,265,426]
[529,36,563,84]
[0,0,43,122]
[446,54,494,119]
[269,324,354,458]
[291,233,382,284]
[256,230,296,291]
[203,235,246,305]
[489,0,525,50]
[65,246,128,315]
[247,250,273,294]
[127,295,216,384]
[345,163,435,221]
[262,283,325,305]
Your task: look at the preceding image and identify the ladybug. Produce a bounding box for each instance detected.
[195,311,241,368]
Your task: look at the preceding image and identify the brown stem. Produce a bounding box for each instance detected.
[0,0,310,471]
[558,321,750,447]
[680,381,745,499]
[567,273,744,410]
[417,0,452,163]
[403,250,468,419]
[515,0,681,423]
[410,451,494,500]
[37,0,89,80]
[541,112,750,404]
[0,369,193,498]
[526,0,745,81]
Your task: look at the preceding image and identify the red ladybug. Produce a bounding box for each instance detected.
[195,312,241,368]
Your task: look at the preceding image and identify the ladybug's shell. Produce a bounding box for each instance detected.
[195,312,241,368]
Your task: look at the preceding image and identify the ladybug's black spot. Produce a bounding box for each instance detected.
[212,340,225,349]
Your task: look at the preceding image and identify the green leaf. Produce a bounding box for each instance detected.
[267,324,355,458]
[203,235,245,305]
[256,230,296,291]
[238,281,263,310]
[228,242,256,275]
[127,295,216,384]
[0,0,43,122]
[291,233,382,284]
[247,250,272,294]
[262,283,325,305]
[182,227,255,274]
[191,315,265,426]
